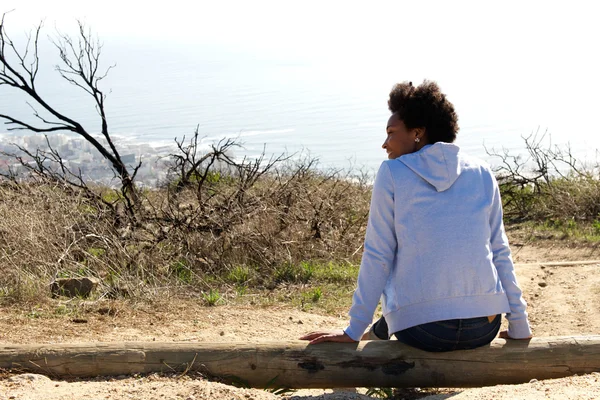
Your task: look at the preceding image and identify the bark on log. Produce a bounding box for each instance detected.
[1,336,599,388]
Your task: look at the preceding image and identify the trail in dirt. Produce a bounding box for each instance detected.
[516,263,600,336]
[2,247,600,399]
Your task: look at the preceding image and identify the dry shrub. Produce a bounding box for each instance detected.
[534,175,600,223]
[488,131,600,224]
[141,150,372,286]
[0,149,372,302]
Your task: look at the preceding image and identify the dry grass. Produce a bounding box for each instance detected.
[0,181,117,303]
[0,158,372,306]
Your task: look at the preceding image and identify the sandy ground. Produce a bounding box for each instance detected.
[1,241,600,399]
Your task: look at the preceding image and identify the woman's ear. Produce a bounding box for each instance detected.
[413,127,426,141]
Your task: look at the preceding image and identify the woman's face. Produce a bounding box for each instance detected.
[382,113,421,159]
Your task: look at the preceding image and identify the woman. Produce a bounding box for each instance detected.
[300,80,532,351]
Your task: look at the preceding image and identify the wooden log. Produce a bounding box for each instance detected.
[1,336,599,388]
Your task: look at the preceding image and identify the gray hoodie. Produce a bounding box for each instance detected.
[344,142,531,341]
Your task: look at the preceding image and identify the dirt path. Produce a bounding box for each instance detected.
[1,244,600,399]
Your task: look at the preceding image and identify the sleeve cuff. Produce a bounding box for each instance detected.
[507,319,532,339]
[344,319,371,342]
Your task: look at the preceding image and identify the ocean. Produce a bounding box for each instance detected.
[1,12,600,175]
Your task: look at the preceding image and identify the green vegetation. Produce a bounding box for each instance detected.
[309,287,323,302]
[273,262,315,284]
[171,260,193,284]
[202,289,222,306]
[226,266,252,285]
[365,387,395,398]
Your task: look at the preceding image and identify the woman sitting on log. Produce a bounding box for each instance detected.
[301,80,532,351]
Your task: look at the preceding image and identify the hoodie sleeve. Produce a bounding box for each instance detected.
[344,162,397,341]
[489,173,532,339]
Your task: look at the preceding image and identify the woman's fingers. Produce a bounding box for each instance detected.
[300,330,357,344]
[309,334,336,344]
[312,332,357,344]
[299,331,336,340]
[299,332,323,340]
[299,330,341,340]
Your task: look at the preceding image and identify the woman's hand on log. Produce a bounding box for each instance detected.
[299,330,358,344]
[499,330,533,340]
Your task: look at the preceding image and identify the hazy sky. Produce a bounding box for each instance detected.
[5,1,597,66]
[5,1,598,94]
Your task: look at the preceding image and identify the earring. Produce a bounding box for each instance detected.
[415,137,420,143]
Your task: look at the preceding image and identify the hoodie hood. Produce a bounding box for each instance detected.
[397,142,462,192]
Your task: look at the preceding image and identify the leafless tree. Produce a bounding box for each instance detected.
[485,129,596,221]
[0,14,139,216]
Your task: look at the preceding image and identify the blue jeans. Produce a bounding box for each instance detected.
[371,314,501,352]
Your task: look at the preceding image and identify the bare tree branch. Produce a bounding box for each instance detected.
[0,113,75,132]
[0,14,138,217]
